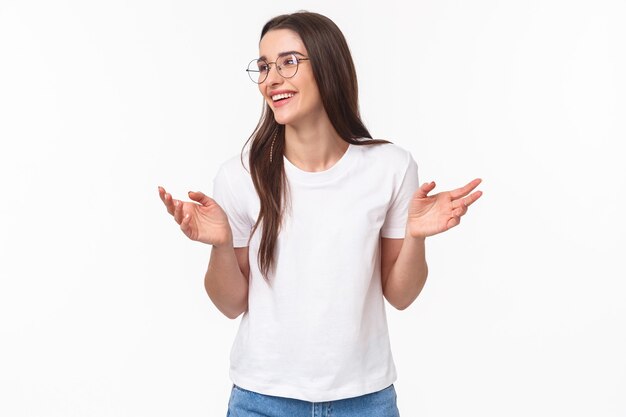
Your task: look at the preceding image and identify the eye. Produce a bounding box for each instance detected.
[279,56,297,67]
[257,63,269,73]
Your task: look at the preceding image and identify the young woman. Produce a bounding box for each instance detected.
[158,11,481,417]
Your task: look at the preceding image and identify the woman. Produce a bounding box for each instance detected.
[158,11,481,417]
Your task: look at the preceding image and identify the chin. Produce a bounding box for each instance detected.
[271,111,297,126]
[271,114,286,125]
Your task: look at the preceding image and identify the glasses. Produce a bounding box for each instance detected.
[246,53,310,84]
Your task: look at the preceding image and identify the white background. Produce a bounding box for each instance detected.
[1,0,624,416]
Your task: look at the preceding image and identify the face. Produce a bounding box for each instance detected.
[257,29,325,126]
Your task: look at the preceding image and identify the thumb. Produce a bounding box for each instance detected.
[188,191,214,206]
[415,181,436,198]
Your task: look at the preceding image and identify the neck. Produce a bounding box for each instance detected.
[283,118,348,172]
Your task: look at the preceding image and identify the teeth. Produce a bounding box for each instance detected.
[272,93,295,101]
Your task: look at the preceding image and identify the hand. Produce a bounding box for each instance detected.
[158,186,232,246]
[406,178,483,239]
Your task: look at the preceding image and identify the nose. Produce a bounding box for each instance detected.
[264,64,283,87]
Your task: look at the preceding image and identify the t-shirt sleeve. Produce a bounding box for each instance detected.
[380,152,419,239]
[211,164,253,248]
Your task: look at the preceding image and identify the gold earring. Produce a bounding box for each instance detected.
[269,130,277,163]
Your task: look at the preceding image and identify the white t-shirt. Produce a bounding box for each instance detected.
[211,140,419,402]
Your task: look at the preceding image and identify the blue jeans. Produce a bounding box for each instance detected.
[226,383,401,417]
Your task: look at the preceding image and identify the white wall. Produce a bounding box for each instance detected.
[1,0,624,416]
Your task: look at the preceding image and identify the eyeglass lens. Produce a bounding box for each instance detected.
[246,54,301,84]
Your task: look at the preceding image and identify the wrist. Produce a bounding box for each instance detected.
[211,241,234,251]
[405,227,427,242]
[210,228,234,248]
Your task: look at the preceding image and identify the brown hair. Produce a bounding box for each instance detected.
[241,11,392,282]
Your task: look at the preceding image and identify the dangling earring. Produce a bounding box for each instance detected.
[269,130,278,163]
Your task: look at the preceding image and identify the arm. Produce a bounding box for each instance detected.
[381,178,483,311]
[157,186,251,320]
[381,236,428,310]
[205,243,250,320]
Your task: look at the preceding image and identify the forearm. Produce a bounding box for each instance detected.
[383,234,428,310]
[204,241,249,319]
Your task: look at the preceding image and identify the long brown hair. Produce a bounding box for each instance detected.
[241,11,392,282]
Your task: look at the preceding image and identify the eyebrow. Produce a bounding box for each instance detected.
[258,50,306,61]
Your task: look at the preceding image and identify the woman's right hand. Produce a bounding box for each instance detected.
[158,186,232,247]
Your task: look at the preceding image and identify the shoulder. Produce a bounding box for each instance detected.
[215,150,252,184]
[353,139,415,170]
[218,150,250,173]
[214,150,254,192]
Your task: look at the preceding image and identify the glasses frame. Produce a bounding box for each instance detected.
[246,54,310,84]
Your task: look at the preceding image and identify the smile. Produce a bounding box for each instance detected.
[271,92,296,101]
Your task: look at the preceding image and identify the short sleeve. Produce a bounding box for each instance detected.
[212,164,253,248]
[380,152,419,239]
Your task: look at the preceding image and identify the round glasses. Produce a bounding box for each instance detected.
[246,54,310,84]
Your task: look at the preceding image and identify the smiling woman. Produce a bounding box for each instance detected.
[157,10,482,417]
[255,31,321,127]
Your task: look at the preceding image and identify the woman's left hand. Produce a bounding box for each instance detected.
[406,178,483,239]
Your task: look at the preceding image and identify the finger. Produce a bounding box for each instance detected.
[452,204,468,217]
[450,178,482,200]
[447,216,460,229]
[174,200,184,224]
[159,187,173,213]
[180,213,192,236]
[415,181,436,198]
[163,192,176,216]
[452,196,466,210]
[188,191,214,206]
[464,190,483,208]
[452,189,482,213]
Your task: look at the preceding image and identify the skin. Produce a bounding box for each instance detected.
[157,28,483,312]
